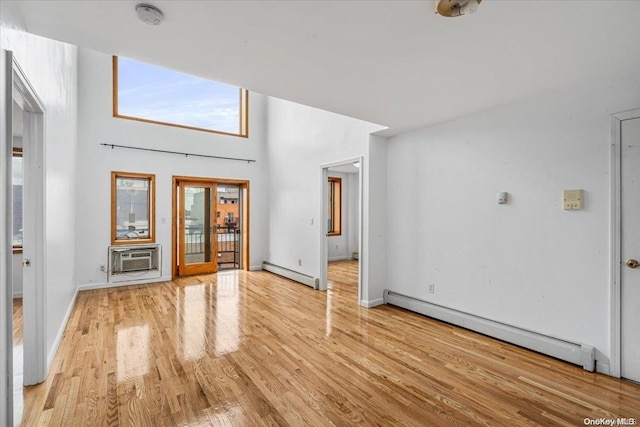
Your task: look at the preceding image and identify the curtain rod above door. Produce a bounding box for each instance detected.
[100,143,256,163]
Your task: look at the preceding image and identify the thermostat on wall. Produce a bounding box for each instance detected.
[563,189,583,210]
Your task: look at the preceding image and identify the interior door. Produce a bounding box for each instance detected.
[621,115,640,382]
[178,181,217,276]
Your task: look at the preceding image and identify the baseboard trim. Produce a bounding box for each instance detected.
[596,360,611,375]
[13,292,23,299]
[360,298,384,308]
[262,262,319,289]
[47,287,79,371]
[77,275,172,292]
[328,256,352,262]
[249,265,263,271]
[383,290,596,372]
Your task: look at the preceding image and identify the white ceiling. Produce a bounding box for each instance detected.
[8,1,640,136]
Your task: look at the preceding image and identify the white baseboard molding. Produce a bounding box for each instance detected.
[13,292,23,299]
[262,262,319,290]
[360,298,384,308]
[596,360,610,375]
[47,287,79,371]
[77,275,172,292]
[249,265,263,271]
[383,290,595,372]
[328,256,352,262]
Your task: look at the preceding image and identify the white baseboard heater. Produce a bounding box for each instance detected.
[383,290,595,372]
[262,261,319,290]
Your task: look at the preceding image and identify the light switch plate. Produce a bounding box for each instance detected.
[563,189,583,210]
[497,192,508,204]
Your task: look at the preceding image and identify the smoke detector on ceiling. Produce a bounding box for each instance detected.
[135,3,164,26]
[436,0,482,17]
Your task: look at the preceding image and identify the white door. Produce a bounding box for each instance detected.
[621,115,640,382]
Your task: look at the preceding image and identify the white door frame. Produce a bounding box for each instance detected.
[1,48,15,427]
[609,108,640,378]
[8,51,48,390]
[320,156,363,304]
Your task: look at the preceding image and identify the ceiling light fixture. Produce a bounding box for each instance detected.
[436,0,482,17]
[135,3,164,26]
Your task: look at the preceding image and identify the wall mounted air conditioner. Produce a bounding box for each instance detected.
[108,244,161,283]
[119,250,153,272]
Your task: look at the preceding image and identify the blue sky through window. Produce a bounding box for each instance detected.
[117,57,241,134]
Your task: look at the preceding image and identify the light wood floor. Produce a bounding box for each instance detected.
[16,260,640,426]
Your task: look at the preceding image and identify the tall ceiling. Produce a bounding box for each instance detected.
[7,0,640,136]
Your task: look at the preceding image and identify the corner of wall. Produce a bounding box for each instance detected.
[362,134,388,303]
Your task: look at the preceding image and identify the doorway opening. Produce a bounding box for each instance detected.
[4,52,47,426]
[172,176,249,278]
[321,158,363,304]
[216,184,242,271]
[611,109,640,382]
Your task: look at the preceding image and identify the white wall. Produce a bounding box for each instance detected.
[361,134,388,306]
[386,71,640,371]
[75,48,269,286]
[1,1,79,369]
[266,97,383,300]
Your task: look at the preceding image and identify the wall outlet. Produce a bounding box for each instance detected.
[100,264,106,272]
[335,245,339,249]
[428,284,435,294]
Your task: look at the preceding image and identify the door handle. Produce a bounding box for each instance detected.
[626,259,640,269]
[22,259,31,267]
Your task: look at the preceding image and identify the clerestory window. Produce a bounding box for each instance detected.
[113,56,248,137]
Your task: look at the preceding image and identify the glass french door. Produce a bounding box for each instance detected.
[178,181,217,276]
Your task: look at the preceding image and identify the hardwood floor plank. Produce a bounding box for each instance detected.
[14,260,640,426]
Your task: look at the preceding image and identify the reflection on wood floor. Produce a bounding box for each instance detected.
[18,260,640,426]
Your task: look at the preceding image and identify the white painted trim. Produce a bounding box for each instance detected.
[12,56,47,387]
[613,109,640,121]
[319,167,328,291]
[610,114,622,379]
[47,287,78,370]
[249,265,263,271]
[12,292,22,299]
[360,298,384,308]
[77,275,172,292]
[597,361,611,376]
[610,108,640,379]
[384,290,596,372]
[320,157,362,170]
[2,49,15,427]
[357,157,364,306]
